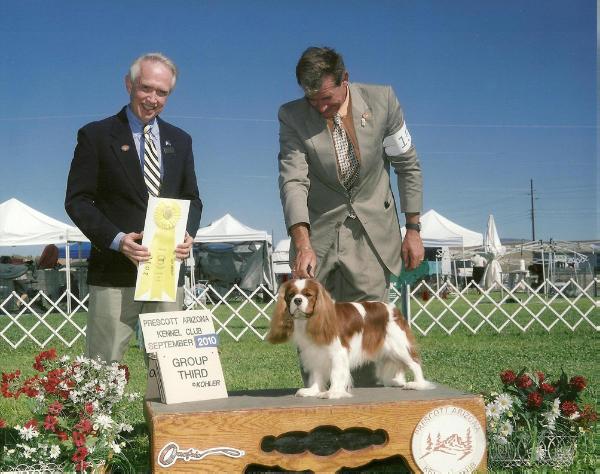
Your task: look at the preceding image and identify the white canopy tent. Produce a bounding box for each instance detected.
[401,209,483,248]
[193,214,275,291]
[0,198,89,312]
[0,198,88,246]
[273,238,291,277]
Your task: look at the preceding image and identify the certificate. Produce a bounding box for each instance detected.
[135,197,190,302]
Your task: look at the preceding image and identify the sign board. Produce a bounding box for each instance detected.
[135,197,190,302]
[139,310,228,404]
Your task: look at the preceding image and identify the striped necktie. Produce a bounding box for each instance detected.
[143,124,161,197]
[333,113,360,190]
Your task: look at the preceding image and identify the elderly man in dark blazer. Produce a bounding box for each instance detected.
[65,53,202,363]
[278,46,424,386]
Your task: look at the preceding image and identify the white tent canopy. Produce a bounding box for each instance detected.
[0,198,88,246]
[193,214,275,290]
[194,213,272,244]
[401,209,483,248]
[273,238,291,275]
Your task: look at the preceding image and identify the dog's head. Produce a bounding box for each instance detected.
[267,279,337,345]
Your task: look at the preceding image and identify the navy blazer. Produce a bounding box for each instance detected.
[65,107,202,287]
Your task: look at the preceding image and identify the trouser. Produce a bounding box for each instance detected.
[300,216,392,388]
[86,285,184,363]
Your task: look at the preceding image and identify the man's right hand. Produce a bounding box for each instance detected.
[290,223,316,279]
[119,232,150,266]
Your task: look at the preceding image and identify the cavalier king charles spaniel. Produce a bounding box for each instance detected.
[267,278,434,399]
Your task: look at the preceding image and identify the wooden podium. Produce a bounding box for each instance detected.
[145,385,487,473]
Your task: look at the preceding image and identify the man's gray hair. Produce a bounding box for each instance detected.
[128,52,178,90]
[296,46,346,96]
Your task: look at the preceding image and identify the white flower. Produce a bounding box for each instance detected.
[551,397,560,415]
[18,425,39,441]
[49,445,61,459]
[60,354,70,362]
[499,420,513,437]
[496,393,513,412]
[111,441,122,454]
[569,412,581,420]
[486,402,502,421]
[94,414,113,431]
[75,355,89,364]
[494,434,508,445]
[118,422,134,433]
[534,444,546,461]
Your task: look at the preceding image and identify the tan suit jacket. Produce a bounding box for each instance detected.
[278,83,422,276]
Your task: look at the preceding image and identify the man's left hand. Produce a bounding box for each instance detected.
[402,230,425,271]
[175,232,194,261]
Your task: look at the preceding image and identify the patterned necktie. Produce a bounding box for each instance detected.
[332,113,360,190]
[143,124,161,197]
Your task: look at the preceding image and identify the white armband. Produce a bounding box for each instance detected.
[383,122,412,156]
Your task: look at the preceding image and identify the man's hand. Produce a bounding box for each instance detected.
[293,247,316,279]
[175,232,194,261]
[402,229,424,271]
[119,232,149,266]
[290,223,316,278]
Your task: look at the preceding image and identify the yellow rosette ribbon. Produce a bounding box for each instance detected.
[135,201,181,301]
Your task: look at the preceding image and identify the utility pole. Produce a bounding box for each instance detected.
[530,179,536,240]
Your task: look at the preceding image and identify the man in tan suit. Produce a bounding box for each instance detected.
[278,46,424,386]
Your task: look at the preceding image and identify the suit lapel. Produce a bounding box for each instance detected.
[349,83,370,158]
[110,109,147,202]
[157,117,177,196]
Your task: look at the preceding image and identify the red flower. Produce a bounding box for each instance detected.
[119,364,130,382]
[536,371,545,383]
[540,382,556,394]
[57,431,68,441]
[0,418,6,428]
[74,460,90,472]
[527,392,543,409]
[500,370,517,385]
[560,400,579,417]
[72,431,86,447]
[24,418,38,429]
[569,376,587,392]
[43,415,58,432]
[516,374,533,389]
[48,400,63,415]
[84,402,94,415]
[33,348,57,371]
[75,418,93,434]
[72,446,88,462]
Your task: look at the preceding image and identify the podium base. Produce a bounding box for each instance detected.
[144,385,487,473]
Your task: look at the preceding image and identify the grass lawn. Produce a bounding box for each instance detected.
[0,301,598,472]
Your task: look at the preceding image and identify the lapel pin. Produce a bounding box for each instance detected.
[165,140,171,146]
[361,113,369,128]
[121,144,130,152]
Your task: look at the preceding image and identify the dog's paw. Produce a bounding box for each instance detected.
[405,380,435,390]
[320,390,352,399]
[295,387,321,397]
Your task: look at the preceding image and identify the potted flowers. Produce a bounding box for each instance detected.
[485,368,598,469]
[0,349,140,472]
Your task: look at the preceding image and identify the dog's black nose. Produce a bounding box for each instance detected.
[293,297,303,306]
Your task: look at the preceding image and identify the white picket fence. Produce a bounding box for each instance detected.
[0,278,598,349]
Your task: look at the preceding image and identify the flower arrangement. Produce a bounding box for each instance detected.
[0,349,140,472]
[485,368,598,468]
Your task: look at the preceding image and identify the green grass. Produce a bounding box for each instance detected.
[0,302,598,472]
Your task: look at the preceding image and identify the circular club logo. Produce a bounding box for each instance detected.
[412,405,486,473]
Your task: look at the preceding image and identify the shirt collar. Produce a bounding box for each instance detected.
[126,106,158,136]
[338,83,351,118]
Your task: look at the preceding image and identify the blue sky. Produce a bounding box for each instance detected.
[0,0,596,255]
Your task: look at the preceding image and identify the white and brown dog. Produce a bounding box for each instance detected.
[267,278,434,399]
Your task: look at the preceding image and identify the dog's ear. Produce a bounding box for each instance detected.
[266,281,293,344]
[307,281,337,345]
